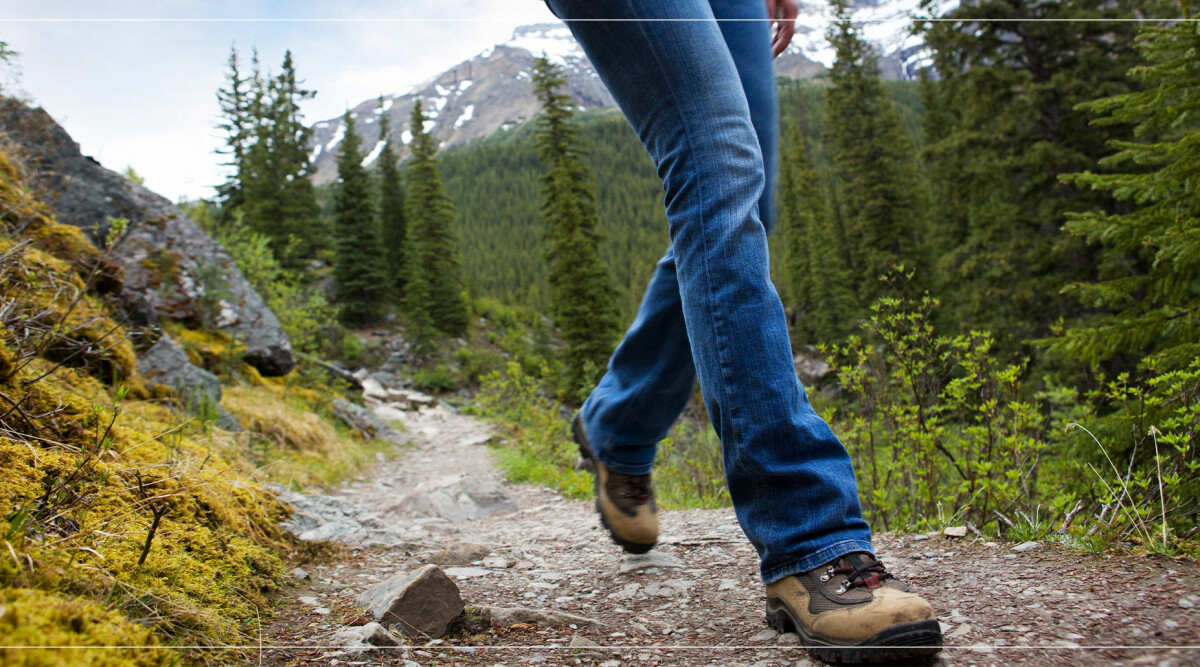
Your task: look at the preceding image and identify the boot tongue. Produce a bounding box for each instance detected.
[844,552,875,569]
[842,552,888,590]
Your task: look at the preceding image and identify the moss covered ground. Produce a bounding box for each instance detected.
[0,136,384,664]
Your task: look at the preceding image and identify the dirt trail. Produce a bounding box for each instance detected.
[263,402,1200,666]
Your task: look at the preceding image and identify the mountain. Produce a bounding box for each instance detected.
[306,0,952,185]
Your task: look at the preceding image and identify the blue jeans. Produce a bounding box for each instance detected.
[545,0,874,582]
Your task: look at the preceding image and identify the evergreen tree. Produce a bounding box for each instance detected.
[918,0,1152,350]
[333,112,388,324]
[376,101,408,293]
[779,121,854,344]
[824,0,924,312]
[215,46,252,229]
[532,56,621,395]
[236,50,325,266]
[1049,3,1200,368]
[404,99,470,338]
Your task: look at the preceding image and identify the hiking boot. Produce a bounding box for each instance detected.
[765,552,942,664]
[572,413,658,554]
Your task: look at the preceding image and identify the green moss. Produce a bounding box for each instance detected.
[0,589,174,666]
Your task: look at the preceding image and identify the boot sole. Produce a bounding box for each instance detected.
[573,415,656,555]
[766,597,942,664]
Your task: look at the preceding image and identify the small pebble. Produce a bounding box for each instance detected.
[748,628,778,642]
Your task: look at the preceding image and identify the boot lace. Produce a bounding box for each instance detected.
[832,558,892,592]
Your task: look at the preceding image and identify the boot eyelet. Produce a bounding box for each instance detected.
[820,573,831,582]
[834,580,849,595]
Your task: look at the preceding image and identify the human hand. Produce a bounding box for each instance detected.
[766,0,799,58]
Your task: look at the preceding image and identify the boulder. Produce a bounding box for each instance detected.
[0,100,294,376]
[392,474,517,521]
[357,564,464,638]
[332,398,406,444]
[137,336,240,431]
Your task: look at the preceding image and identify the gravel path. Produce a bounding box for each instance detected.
[262,403,1200,666]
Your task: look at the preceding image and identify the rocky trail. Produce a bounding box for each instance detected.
[262,385,1200,667]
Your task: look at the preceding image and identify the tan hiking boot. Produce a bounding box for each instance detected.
[765,552,942,664]
[572,413,658,554]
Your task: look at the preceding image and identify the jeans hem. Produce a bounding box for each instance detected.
[761,539,876,584]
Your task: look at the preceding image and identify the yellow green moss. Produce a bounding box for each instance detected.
[0,588,173,667]
[222,383,399,489]
[0,144,289,664]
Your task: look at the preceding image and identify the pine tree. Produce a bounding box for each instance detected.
[333,112,388,324]
[376,101,408,294]
[532,56,621,396]
[215,47,252,229]
[918,0,1152,349]
[824,0,924,311]
[237,50,325,266]
[1049,3,1200,368]
[779,122,854,344]
[404,99,470,338]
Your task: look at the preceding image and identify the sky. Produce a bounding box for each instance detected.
[0,1,553,201]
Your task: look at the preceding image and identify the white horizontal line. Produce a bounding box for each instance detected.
[0,17,1192,23]
[2,644,1196,650]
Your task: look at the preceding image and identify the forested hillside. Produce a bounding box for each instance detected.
[434,80,925,326]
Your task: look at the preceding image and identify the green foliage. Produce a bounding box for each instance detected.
[332,112,388,324]
[917,0,1151,354]
[376,107,409,293]
[185,202,335,355]
[824,0,925,312]
[824,273,1063,533]
[532,56,620,399]
[404,98,470,343]
[1050,5,1200,369]
[216,48,327,265]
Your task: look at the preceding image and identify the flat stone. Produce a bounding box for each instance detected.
[948,623,972,638]
[471,605,606,631]
[748,628,778,642]
[481,556,508,569]
[776,632,801,645]
[943,526,968,538]
[1179,594,1199,609]
[298,596,320,606]
[1161,620,1181,631]
[328,622,407,656]
[444,567,491,579]
[290,568,310,581]
[911,534,930,541]
[717,579,738,591]
[424,542,491,567]
[611,583,640,600]
[617,550,685,574]
[1012,541,1041,552]
[357,564,464,638]
[458,433,493,447]
[333,398,406,444]
[392,475,517,521]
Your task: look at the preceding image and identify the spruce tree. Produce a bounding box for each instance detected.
[779,122,854,344]
[918,0,1152,350]
[215,47,252,230]
[1049,4,1200,368]
[824,0,924,312]
[333,112,388,324]
[532,55,621,396]
[237,50,325,266]
[376,103,408,294]
[404,99,470,338]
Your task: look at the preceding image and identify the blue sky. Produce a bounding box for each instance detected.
[0,1,551,199]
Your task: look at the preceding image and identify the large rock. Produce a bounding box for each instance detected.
[392,474,517,521]
[137,336,240,431]
[357,564,464,638]
[0,100,294,376]
[332,398,406,444]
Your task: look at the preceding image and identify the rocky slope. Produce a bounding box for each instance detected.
[306,0,952,185]
[264,378,1200,666]
[0,99,295,377]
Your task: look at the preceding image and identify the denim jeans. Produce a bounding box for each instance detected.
[544,0,874,582]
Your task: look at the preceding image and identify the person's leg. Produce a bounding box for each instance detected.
[546,0,872,580]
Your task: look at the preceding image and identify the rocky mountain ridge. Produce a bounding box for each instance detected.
[306,0,952,185]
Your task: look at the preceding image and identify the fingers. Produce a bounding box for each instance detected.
[769,0,799,58]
